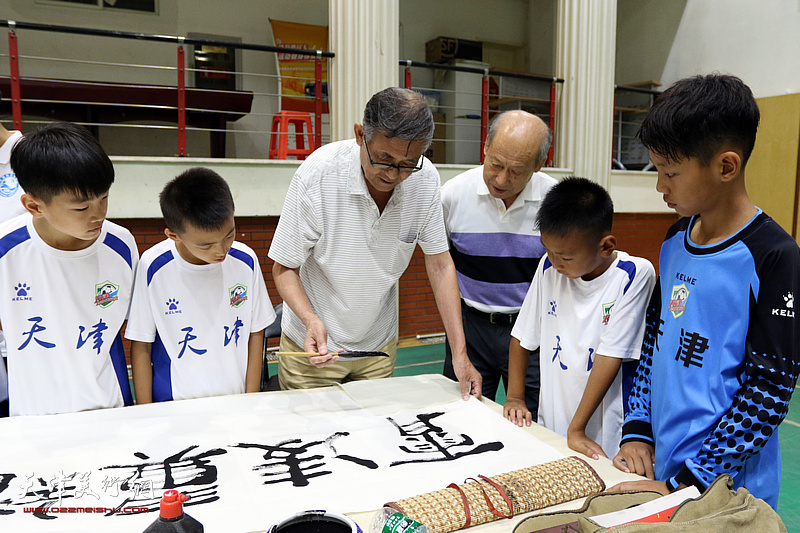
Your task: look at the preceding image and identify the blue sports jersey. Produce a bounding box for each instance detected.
[622,211,800,508]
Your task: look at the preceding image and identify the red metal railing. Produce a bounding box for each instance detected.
[1,20,333,158]
[6,24,21,131]
[401,59,563,166]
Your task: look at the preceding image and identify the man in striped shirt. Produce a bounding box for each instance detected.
[269,87,482,399]
[442,110,556,414]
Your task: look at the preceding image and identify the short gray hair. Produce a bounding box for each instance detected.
[362,87,435,149]
[486,110,552,167]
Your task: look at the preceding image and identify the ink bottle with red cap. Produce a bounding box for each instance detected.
[143,490,204,532]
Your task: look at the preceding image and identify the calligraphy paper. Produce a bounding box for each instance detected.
[0,386,563,532]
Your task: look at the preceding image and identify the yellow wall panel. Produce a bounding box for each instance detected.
[747,94,800,239]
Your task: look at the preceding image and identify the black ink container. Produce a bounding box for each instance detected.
[143,490,204,533]
[268,509,362,533]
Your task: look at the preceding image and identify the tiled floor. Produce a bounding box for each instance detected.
[389,342,800,532]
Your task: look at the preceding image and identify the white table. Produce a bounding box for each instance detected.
[339,375,643,532]
[0,374,643,533]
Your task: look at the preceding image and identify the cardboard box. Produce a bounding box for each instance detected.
[425,37,482,64]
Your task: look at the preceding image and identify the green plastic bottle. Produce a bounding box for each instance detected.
[369,507,427,533]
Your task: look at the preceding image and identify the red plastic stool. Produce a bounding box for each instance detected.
[268,111,316,159]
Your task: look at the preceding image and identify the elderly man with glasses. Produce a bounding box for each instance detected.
[269,87,482,398]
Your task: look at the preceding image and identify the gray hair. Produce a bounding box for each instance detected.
[486,110,552,167]
[362,87,435,149]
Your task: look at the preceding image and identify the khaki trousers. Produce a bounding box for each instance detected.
[277,333,398,390]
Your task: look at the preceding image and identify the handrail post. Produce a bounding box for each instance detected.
[404,60,412,89]
[480,69,489,164]
[548,80,556,167]
[7,22,22,131]
[314,49,322,150]
[176,38,186,156]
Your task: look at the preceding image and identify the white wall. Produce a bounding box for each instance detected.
[615,0,686,85]
[659,0,800,98]
[108,157,667,218]
[399,0,530,89]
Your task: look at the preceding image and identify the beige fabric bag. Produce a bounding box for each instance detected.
[514,474,786,533]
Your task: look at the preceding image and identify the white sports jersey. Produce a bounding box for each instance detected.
[125,239,276,402]
[512,251,655,457]
[0,215,138,416]
[0,130,26,395]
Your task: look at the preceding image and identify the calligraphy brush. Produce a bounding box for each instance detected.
[275,351,390,361]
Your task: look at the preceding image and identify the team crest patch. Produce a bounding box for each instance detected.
[669,284,689,318]
[95,281,120,308]
[229,284,248,308]
[602,301,615,325]
[0,172,19,198]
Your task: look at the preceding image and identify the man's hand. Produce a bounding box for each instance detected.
[567,427,607,460]
[613,441,656,479]
[606,480,669,496]
[304,317,339,368]
[451,355,482,401]
[503,398,532,427]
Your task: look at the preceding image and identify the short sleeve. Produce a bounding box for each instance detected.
[417,166,449,256]
[249,250,277,332]
[124,253,157,343]
[268,169,321,269]
[597,257,656,360]
[512,257,545,351]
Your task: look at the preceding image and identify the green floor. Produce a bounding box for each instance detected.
[389,342,800,532]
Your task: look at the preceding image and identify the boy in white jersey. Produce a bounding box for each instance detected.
[0,121,138,416]
[0,95,28,416]
[127,168,275,403]
[504,177,655,459]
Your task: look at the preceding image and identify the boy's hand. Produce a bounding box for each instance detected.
[567,427,607,460]
[613,441,656,479]
[503,398,532,426]
[606,480,669,496]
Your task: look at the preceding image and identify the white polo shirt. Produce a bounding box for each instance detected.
[441,165,557,314]
[268,139,449,352]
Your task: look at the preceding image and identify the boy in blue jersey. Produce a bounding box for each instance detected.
[126,168,275,403]
[611,75,800,508]
[0,122,138,416]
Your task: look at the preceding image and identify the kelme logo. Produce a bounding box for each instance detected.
[95,281,120,308]
[669,284,689,318]
[229,284,248,308]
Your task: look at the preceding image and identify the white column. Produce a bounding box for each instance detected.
[555,0,617,187]
[329,0,399,142]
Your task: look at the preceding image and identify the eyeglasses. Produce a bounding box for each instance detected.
[364,141,425,174]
